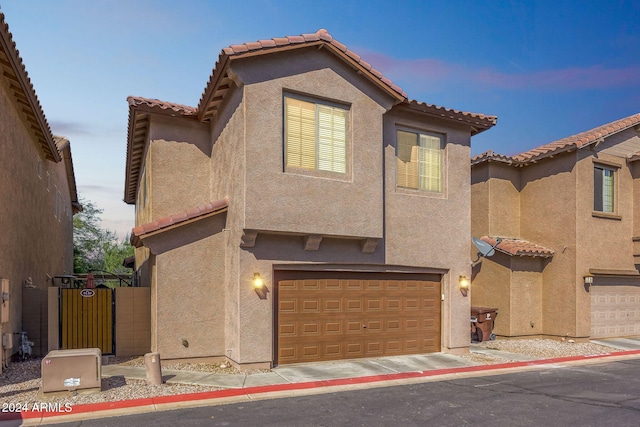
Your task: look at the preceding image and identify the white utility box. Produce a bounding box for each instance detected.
[41,348,102,393]
[1,333,12,349]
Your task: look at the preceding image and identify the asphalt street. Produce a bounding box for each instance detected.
[49,358,640,427]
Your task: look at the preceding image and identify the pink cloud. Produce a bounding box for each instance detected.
[357,50,640,91]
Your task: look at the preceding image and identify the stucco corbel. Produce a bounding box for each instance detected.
[360,238,379,254]
[303,235,323,251]
[240,229,258,248]
[226,67,243,87]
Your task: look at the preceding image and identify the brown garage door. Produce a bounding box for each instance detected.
[276,271,441,365]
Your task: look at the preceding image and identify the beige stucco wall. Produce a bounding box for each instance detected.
[471,162,521,238]
[470,253,512,335]
[383,107,474,351]
[238,49,388,239]
[509,257,544,336]
[518,153,578,336]
[115,287,151,357]
[0,75,74,360]
[144,215,227,359]
[575,150,637,336]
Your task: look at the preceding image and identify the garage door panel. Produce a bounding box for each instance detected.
[346,321,363,333]
[345,280,363,290]
[325,322,342,334]
[386,298,401,310]
[302,299,319,312]
[366,299,383,311]
[346,299,363,311]
[279,323,296,336]
[277,275,441,364]
[324,299,342,311]
[404,298,419,310]
[279,299,296,312]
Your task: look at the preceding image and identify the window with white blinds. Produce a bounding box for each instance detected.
[285,97,347,173]
[396,130,443,192]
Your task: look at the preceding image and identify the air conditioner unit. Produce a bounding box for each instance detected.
[1,333,12,349]
[41,348,102,393]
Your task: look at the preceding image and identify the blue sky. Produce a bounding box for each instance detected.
[2,0,640,237]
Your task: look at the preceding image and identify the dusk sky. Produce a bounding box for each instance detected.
[2,0,639,238]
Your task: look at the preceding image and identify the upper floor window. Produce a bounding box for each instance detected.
[594,164,615,213]
[284,96,348,174]
[396,129,443,192]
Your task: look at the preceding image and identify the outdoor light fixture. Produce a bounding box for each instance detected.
[459,275,470,297]
[253,273,265,289]
[253,273,269,300]
[584,273,594,291]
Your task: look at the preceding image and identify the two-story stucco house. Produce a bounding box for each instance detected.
[471,113,640,340]
[0,12,81,367]
[125,29,496,368]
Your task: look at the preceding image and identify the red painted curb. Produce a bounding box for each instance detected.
[6,349,640,421]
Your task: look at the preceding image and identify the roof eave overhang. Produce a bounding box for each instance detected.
[494,247,554,258]
[400,101,497,136]
[124,104,148,204]
[131,205,229,249]
[55,136,81,212]
[0,16,60,162]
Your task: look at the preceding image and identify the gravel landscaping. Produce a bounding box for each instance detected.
[0,339,620,408]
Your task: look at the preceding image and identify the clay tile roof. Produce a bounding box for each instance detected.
[127,96,197,116]
[130,198,229,248]
[197,28,409,115]
[471,150,517,166]
[481,236,554,258]
[405,100,498,136]
[628,151,640,162]
[474,113,640,167]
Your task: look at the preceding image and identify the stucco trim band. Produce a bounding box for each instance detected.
[240,228,380,253]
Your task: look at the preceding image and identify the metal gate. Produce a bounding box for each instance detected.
[59,288,114,354]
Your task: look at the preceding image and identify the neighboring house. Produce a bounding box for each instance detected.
[471,113,640,340]
[125,29,496,368]
[0,12,81,367]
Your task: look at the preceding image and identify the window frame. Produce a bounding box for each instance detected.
[283,93,351,180]
[593,161,619,217]
[395,127,446,194]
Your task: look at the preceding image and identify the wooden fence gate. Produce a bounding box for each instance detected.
[59,288,114,354]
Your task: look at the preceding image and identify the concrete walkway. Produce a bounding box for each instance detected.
[591,337,640,351]
[101,346,539,389]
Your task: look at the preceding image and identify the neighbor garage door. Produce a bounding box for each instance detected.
[276,271,441,365]
[591,285,640,338]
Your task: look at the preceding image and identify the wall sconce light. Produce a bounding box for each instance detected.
[459,275,470,297]
[584,273,594,291]
[253,273,269,300]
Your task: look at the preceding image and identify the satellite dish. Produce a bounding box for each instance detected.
[472,237,496,257]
